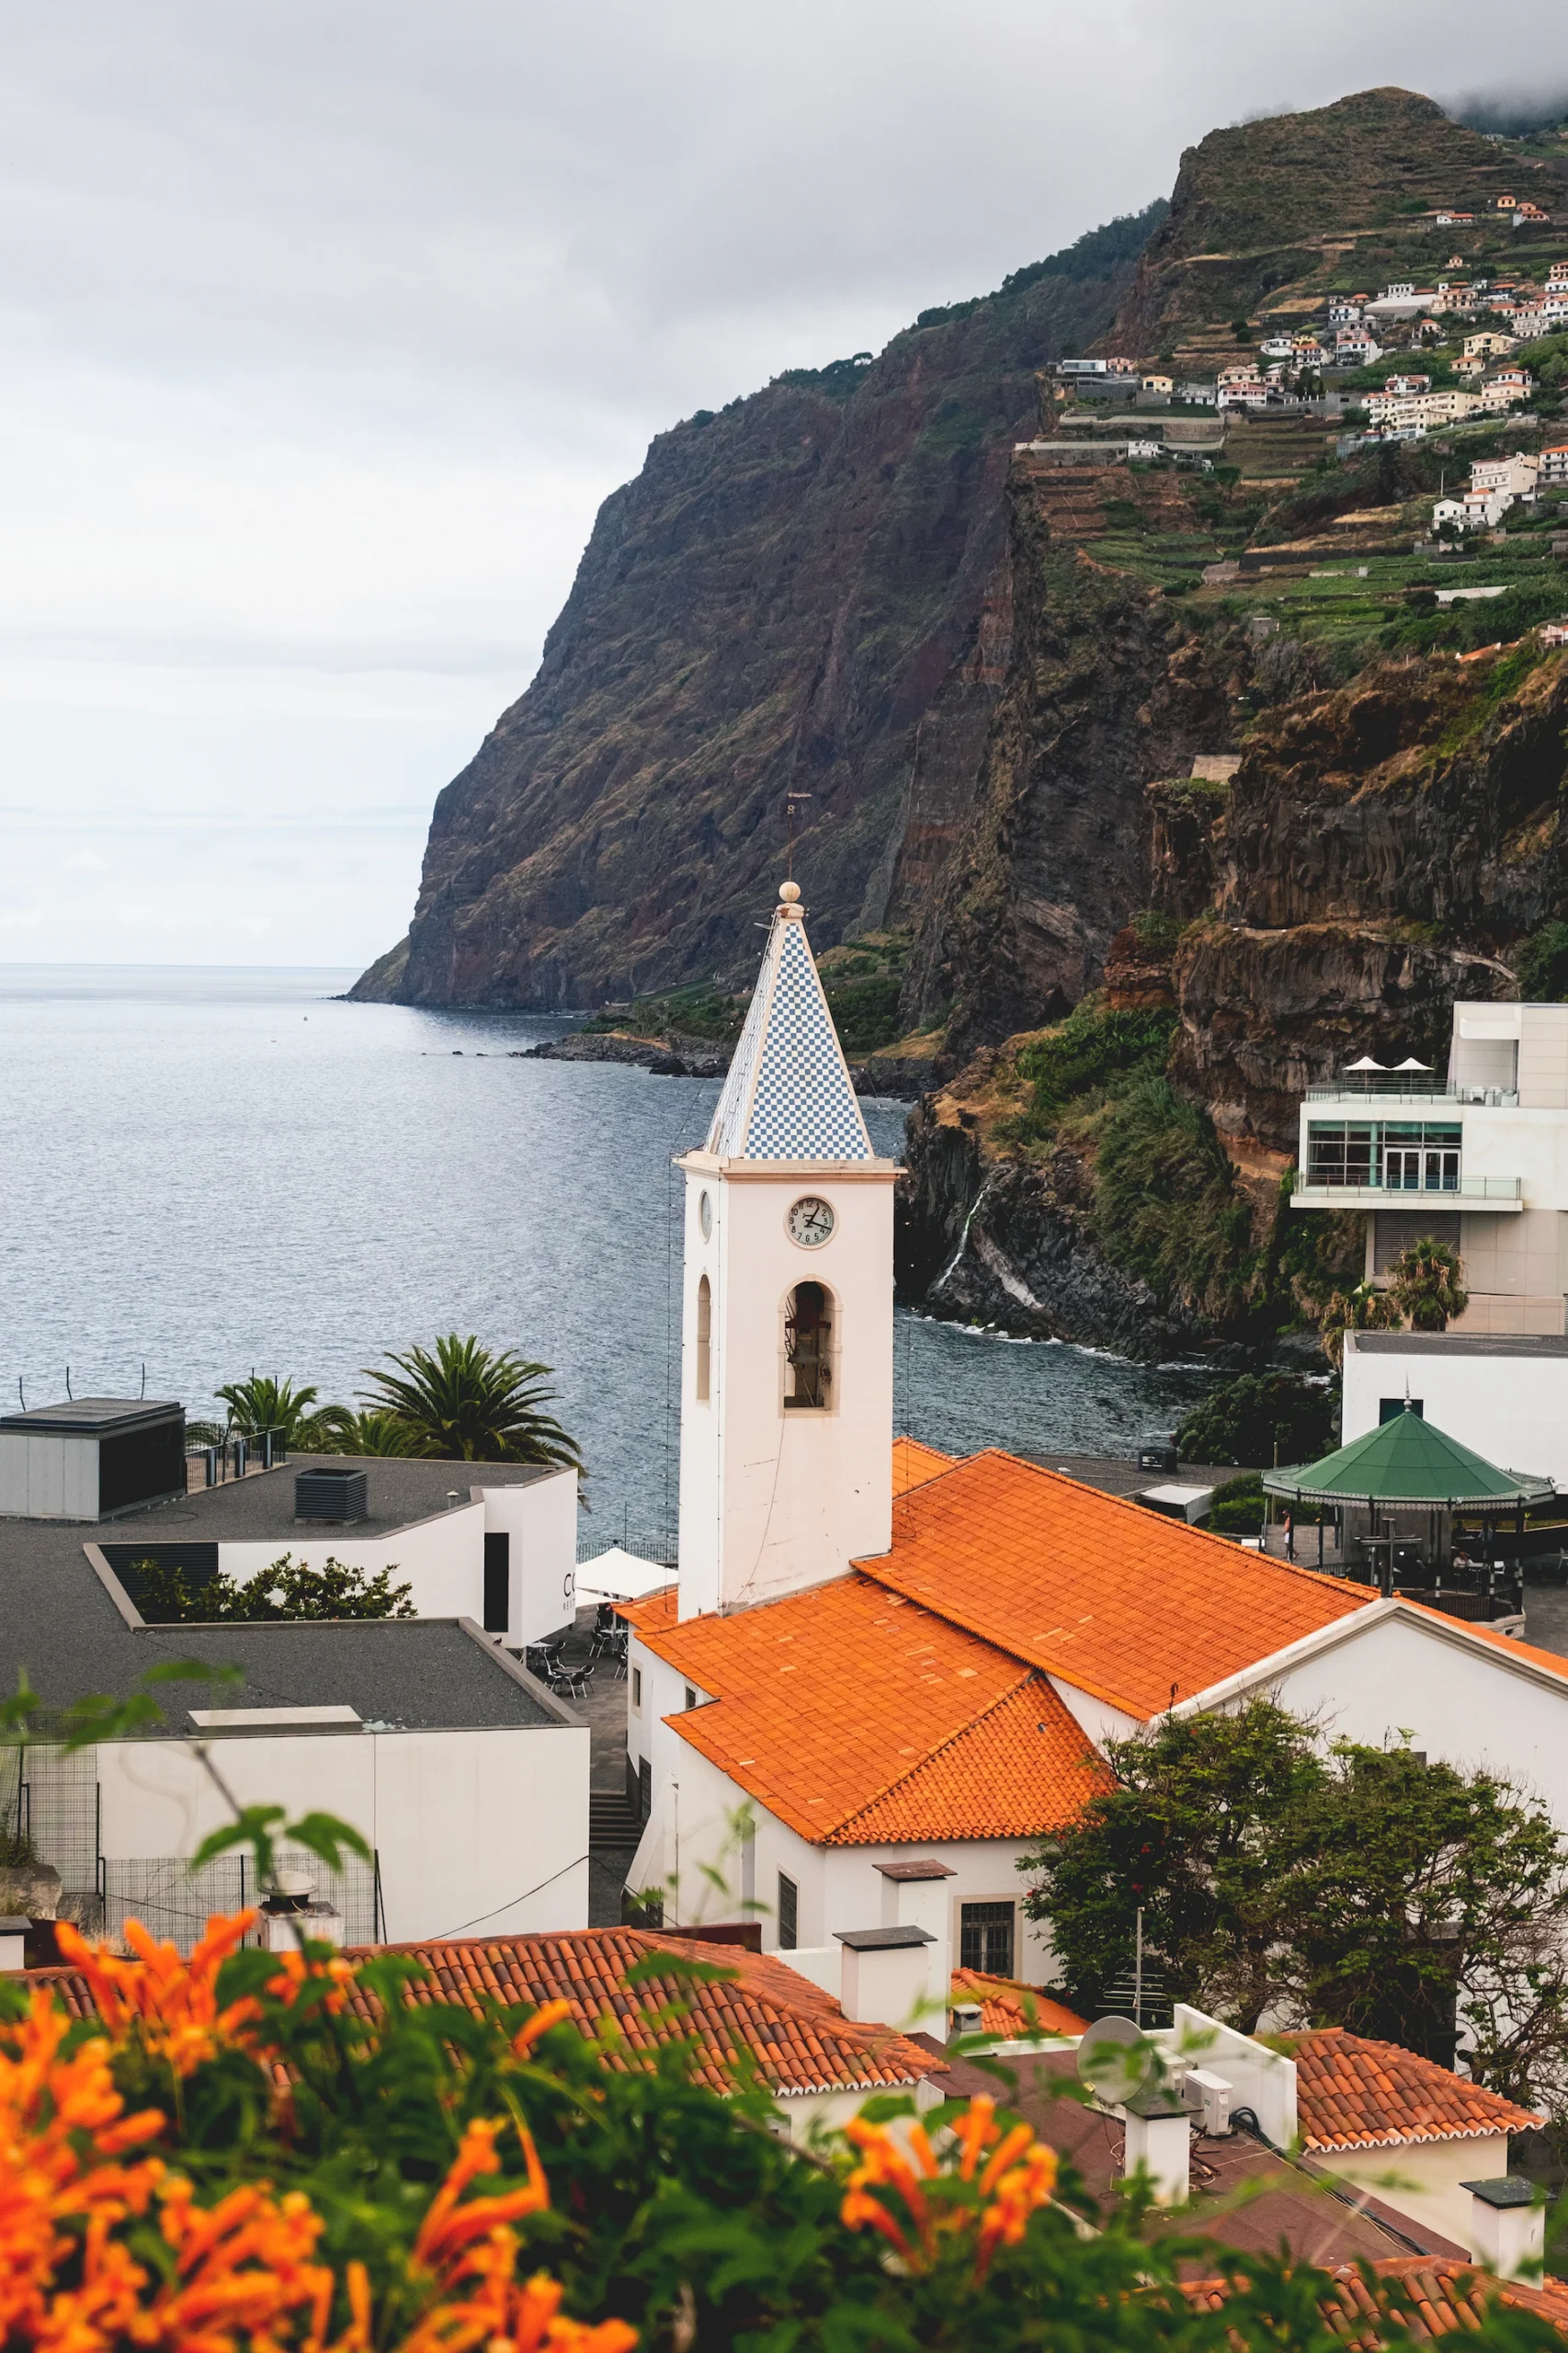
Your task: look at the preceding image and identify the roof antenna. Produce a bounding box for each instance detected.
[784,790,812,883]
[17,1378,25,1411]
[65,1365,72,1400]
[141,1361,147,1399]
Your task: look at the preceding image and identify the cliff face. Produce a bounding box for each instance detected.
[1172,654,1568,1153]
[358,211,1161,1008]
[900,458,1234,1053]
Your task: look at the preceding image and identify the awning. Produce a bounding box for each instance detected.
[1264,1405,1553,1509]
[575,1545,676,1605]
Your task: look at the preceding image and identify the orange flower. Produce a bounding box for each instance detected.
[511,2000,573,2058]
[840,2100,1059,2284]
[55,1912,264,2076]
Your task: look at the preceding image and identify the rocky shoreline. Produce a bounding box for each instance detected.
[523,1029,942,1098]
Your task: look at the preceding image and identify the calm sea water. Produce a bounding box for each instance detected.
[0,966,1207,1538]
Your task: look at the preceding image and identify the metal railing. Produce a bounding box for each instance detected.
[1306,1082,1518,1106]
[1295,1174,1521,1202]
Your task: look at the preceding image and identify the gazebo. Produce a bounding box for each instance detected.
[1262,1404,1555,1608]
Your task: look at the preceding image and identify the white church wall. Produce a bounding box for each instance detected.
[1216,1608,1568,1825]
[1047,1676,1143,1754]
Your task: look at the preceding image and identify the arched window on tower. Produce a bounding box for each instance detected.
[695,1275,711,1402]
[784,1280,833,1410]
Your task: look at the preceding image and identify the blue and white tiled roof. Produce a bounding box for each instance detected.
[705,896,873,1162]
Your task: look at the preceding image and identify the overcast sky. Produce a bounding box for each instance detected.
[2,3,1565,967]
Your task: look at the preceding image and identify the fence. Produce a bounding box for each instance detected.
[3,1743,378,1954]
[577,1518,677,1570]
[99,1844,379,1954]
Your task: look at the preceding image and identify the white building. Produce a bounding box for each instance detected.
[619,895,1568,2002]
[1293,1000,1568,1336]
[1341,1330,1568,1489]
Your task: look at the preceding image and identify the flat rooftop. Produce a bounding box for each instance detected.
[1352,1333,1568,1359]
[114,1452,559,1543]
[1,1397,181,1435]
[0,1456,572,1735]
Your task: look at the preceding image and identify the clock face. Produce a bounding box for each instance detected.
[787,1195,835,1248]
[699,1190,713,1239]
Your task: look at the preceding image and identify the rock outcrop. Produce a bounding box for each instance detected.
[354,211,1163,1008]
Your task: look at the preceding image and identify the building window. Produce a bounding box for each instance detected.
[685,1686,697,1711]
[778,1871,799,1950]
[638,1759,652,1824]
[632,1667,642,1706]
[960,1901,1015,1978]
[695,1274,711,1402]
[784,1281,832,1409]
[1307,1120,1461,1192]
[483,1532,509,1632]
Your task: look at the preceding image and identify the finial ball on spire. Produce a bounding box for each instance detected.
[778,880,801,904]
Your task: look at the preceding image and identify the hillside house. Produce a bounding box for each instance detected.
[1542,620,1568,646]
[1540,444,1568,485]
[1384,372,1431,395]
[1436,211,1476,226]
[1479,374,1531,412]
[1464,330,1520,358]
[1471,453,1540,498]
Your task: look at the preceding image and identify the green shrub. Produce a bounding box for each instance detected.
[1093,1078,1254,1319]
[1011,1006,1176,1135]
[1208,1472,1267,1534]
[1175,1370,1337,1468]
[1516,920,1568,1002]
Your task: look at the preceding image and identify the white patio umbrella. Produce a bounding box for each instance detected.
[1392,1056,1433,1070]
[1344,1055,1387,1071]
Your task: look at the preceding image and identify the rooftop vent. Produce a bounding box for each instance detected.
[294,1467,368,1524]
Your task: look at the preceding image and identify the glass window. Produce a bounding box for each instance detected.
[1307,1123,1376,1186]
[684,1686,697,1711]
[632,1668,642,1707]
[695,1275,711,1402]
[960,1901,1015,1977]
[778,1872,798,1950]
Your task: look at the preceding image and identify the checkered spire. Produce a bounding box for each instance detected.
[706,885,873,1162]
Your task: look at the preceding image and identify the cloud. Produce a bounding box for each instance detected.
[2,0,1566,959]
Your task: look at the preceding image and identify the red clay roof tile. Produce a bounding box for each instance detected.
[858,1448,1372,1718]
[1290,2025,1543,2149]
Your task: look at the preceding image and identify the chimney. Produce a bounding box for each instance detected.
[260,1870,345,1953]
[835,1925,937,2026]
[1122,2088,1191,2206]
[1461,2177,1544,2280]
[875,1858,954,2014]
[0,1916,28,1970]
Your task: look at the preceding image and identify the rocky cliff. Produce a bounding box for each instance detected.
[354,210,1162,1008]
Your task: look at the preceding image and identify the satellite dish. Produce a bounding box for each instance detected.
[1076,2015,1155,2109]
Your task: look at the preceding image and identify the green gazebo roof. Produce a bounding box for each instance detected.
[1262,1406,1555,1509]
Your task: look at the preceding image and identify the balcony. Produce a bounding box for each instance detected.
[1305,1081,1518,1107]
[1292,1174,1523,1211]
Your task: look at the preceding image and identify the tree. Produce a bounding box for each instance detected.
[317,1409,428,1458]
[1514,921,1568,1001]
[131,1552,414,1622]
[1174,1371,1336,1468]
[1319,1279,1402,1369]
[359,1334,585,1470]
[1022,1700,1325,2033]
[215,1373,350,1450]
[1387,1236,1468,1332]
[1022,1700,1568,2109]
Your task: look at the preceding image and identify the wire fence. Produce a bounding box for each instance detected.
[3,1744,378,1954]
[100,1845,379,1954]
[576,1524,677,1570]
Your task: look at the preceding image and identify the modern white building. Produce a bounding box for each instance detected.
[1342,1329,1568,1488]
[1293,1001,1568,1336]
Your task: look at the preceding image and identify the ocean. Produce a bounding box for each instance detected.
[0,965,1208,1540]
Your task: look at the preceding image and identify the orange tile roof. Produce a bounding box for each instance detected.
[631,1574,1110,1844]
[893,1435,955,1495]
[950,1969,1087,2039]
[858,1449,1373,1718]
[1188,2258,1568,2341]
[338,1927,938,2097]
[1290,2026,1542,2150]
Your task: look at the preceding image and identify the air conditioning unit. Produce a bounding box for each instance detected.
[1183,2068,1233,2137]
[294,1467,369,1523]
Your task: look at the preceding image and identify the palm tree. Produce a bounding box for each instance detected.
[1388,1238,1469,1334]
[215,1374,351,1450]
[358,1336,585,1470]
[321,1409,429,1459]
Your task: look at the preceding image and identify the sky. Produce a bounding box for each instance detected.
[3,3,1566,968]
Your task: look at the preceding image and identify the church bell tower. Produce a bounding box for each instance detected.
[676,881,898,1620]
